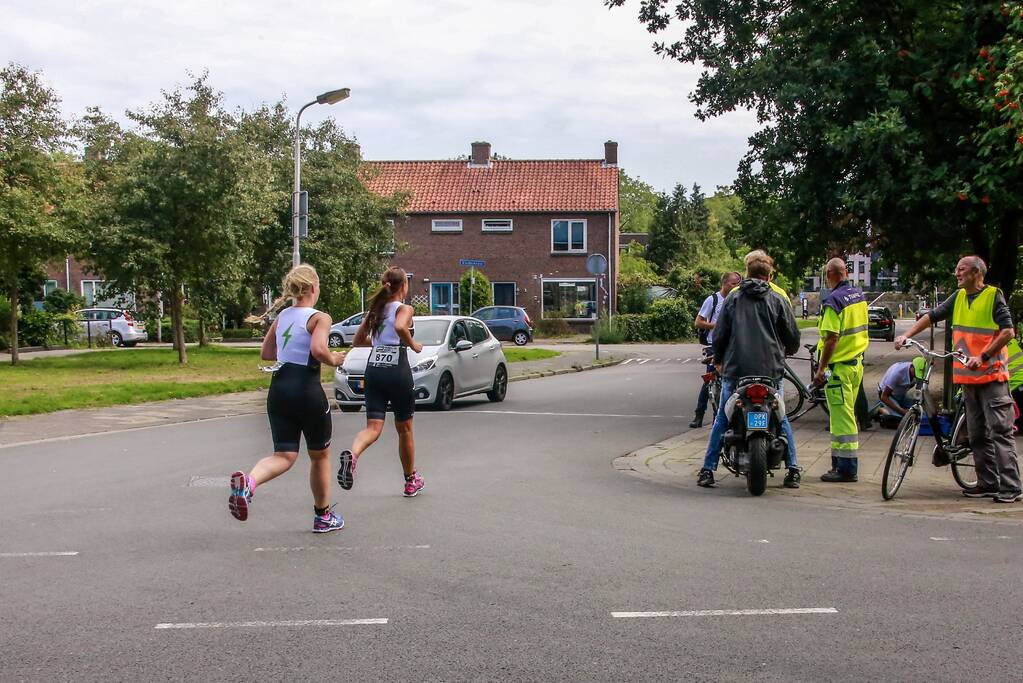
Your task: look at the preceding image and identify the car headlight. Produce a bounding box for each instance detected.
[335,366,347,376]
[411,357,437,374]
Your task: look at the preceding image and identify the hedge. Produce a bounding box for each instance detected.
[613,297,695,342]
[221,327,262,339]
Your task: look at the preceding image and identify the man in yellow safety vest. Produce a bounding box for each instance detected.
[896,255,1021,503]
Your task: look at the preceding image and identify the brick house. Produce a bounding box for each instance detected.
[362,141,620,323]
[43,257,118,307]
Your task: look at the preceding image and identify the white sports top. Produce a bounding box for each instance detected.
[275,306,318,366]
[371,301,403,346]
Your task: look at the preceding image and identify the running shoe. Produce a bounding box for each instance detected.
[313,506,345,533]
[697,468,716,488]
[228,471,255,521]
[403,472,424,498]
[337,449,356,490]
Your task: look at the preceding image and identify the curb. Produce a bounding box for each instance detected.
[509,358,623,383]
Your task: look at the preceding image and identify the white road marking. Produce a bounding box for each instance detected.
[621,358,636,365]
[0,551,79,557]
[254,544,430,552]
[929,537,952,541]
[637,359,651,364]
[681,358,692,364]
[462,410,683,419]
[755,539,770,544]
[155,618,388,630]
[612,608,838,618]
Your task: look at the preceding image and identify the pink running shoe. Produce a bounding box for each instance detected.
[228,471,255,521]
[403,472,424,498]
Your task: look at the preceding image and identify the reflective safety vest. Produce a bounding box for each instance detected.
[817,281,869,363]
[951,286,1009,384]
[769,281,787,299]
[1006,338,1023,391]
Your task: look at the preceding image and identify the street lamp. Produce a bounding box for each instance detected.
[293,87,351,267]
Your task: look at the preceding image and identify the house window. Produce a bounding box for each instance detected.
[382,219,396,255]
[542,279,596,319]
[42,280,59,299]
[493,282,516,306]
[482,218,513,233]
[551,220,586,253]
[431,282,460,315]
[432,219,463,233]
[81,280,111,307]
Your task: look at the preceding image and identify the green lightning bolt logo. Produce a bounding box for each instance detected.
[281,322,294,349]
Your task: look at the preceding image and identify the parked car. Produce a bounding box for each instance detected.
[78,308,148,347]
[329,312,364,348]
[470,306,534,346]
[333,315,508,412]
[868,305,895,341]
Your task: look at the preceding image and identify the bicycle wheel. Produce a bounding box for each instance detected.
[882,410,920,500]
[949,410,978,490]
[709,379,721,419]
[782,365,804,420]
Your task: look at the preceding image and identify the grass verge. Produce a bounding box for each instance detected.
[503,348,560,363]
[797,317,819,329]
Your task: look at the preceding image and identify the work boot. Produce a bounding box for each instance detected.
[689,412,705,429]
[820,470,857,483]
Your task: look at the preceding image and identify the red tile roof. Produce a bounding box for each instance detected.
[361,160,618,214]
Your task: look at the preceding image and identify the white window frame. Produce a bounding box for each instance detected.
[482,218,513,233]
[430,282,460,315]
[492,282,517,306]
[550,219,587,254]
[81,280,108,306]
[42,279,59,299]
[432,218,463,233]
[382,219,396,255]
[540,277,597,320]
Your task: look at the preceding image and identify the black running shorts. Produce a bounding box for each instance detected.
[364,346,415,422]
[267,363,332,452]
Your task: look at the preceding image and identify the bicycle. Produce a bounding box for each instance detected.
[880,338,975,500]
[699,345,722,419]
[781,344,831,422]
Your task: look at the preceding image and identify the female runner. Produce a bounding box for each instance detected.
[228,264,346,532]
[337,267,425,496]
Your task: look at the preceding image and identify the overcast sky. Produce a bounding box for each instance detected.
[5,0,759,194]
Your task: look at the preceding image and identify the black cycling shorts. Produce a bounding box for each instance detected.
[266,363,332,452]
[364,346,415,422]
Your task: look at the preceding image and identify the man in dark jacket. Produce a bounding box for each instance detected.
[698,250,802,489]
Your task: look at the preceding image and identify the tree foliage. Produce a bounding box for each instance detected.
[619,170,659,233]
[610,0,1023,293]
[460,268,492,313]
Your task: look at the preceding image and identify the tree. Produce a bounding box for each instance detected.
[88,74,273,363]
[619,170,659,233]
[460,268,492,314]
[0,63,85,364]
[609,0,1023,293]
[646,183,711,274]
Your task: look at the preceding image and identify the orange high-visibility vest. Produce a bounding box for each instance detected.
[951,286,1009,384]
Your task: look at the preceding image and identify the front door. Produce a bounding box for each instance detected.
[431,283,459,315]
[493,282,515,307]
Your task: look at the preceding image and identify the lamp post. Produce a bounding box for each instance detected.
[293,87,351,267]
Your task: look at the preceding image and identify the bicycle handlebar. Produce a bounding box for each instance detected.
[901,337,968,364]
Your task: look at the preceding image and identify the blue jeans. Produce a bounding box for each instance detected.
[702,377,798,471]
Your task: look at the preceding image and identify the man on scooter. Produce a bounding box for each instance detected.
[698,250,802,489]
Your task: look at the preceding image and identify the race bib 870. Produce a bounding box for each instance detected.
[369,345,400,367]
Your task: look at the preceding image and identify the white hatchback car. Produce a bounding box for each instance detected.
[328,312,364,348]
[79,308,148,347]
[333,315,508,412]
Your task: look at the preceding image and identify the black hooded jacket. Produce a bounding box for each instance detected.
[711,278,800,380]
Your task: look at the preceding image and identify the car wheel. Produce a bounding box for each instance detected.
[487,365,508,402]
[513,331,529,346]
[110,331,123,347]
[339,404,362,413]
[329,333,344,348]
[433,372,454,411]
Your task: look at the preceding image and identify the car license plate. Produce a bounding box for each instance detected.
[351,379,364,391]
[746,412,769,430]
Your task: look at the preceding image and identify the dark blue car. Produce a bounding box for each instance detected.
[471,306,534,346]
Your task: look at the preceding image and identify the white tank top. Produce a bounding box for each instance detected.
[371,301,403,346]
[275,306,318,366]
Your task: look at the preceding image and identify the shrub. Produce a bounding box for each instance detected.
[615,313,654,341]
[43,289,86,314]
[19,309,61,348]
[534,316,573,338]
[221,327,262,339]
[589,315,626,344]
[160,318,200,343]
[460,268,492,314]
[648,297,694,341]
[412,302,431,316]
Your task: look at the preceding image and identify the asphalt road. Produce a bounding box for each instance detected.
[2,337,1020,682]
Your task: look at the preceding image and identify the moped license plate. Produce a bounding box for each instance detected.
[746,412,769,430]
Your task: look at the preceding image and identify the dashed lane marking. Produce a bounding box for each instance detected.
[254,545,430,552]
[461,410,684,419]
[155,619,388,630]
[0,551,79,557]
[611,608,839,619]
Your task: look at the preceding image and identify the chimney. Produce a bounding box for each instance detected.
[603,140,618,167]
[470,141,492,167]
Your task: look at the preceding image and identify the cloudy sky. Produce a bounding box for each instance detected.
[5,0,759,193]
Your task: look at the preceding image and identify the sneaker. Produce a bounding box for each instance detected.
[820,470,857,483]
[228,471,254,521]
[403,472,424,498]
[689,413,705,429]
[962,486,999,499]
[697,468,716,488]
[337,450,356,490]
[783,469,801,489]
[993,490,1022,504]
[313,507,345,533]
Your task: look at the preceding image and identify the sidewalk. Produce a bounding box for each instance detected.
[0,345,618,448]
[615,361,1023,521]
